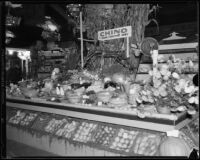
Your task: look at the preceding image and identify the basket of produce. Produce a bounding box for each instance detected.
[72,121,98,143]
[66,91,82,104]
[90,124,118,147]
[30,114,52,132]
[110,128,139,153]
[18,81,27,88]
[8,110,27,126]
[96,91,113,103]
[20,87,39,98]
[44,118,67,134]
[19,112,39,128]
[55,119,80,138]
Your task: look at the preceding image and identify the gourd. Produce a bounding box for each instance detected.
[159,137,191,156]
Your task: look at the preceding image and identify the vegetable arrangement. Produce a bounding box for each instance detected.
[91,125,118,146]
[44,118,67,134]
[110,128,139,152]
[55,120,80,138]
[73,122,98,143]
[31,114,52,131]
[131,132,161,156]
[7,107,198,156]
[8,110,26,124]
[19,113,38,127]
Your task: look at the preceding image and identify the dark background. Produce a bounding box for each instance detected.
[5,2,198,48]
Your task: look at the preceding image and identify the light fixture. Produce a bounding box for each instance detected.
[37,16,61,41]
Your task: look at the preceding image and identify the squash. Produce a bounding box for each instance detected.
[159,137,191,156]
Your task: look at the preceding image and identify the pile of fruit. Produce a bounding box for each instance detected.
[19,113,38,127]
[7,84,22,97]
[31,114,52,131]
[73,122,98,143]
[129,132,161,156]
[6,108,18,122]
[55,119,80,138]
[90,125,118,146]
[8,110,26,125]
[110,128,139,152]
[44,118,67,134]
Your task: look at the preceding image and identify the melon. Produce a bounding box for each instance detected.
[159,137,191,157]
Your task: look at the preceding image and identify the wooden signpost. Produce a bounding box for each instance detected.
[98,26,132,57]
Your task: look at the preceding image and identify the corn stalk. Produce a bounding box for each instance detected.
[82,4,159,72]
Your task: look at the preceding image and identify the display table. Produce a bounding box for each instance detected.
[6,96,199,156]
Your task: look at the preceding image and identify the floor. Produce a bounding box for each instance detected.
[6,139,59,158]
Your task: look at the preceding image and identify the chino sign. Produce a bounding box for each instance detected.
[98,26,132,41]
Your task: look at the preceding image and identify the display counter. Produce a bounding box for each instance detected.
[6,96,199,156]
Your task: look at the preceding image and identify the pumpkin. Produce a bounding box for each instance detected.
[159,137,191,156]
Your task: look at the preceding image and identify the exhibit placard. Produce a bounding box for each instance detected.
[98,26,132,41]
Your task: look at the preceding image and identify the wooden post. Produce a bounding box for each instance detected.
[25,59,28,79]
[127,37,129,58]
[152,50,158,87]
[80,11,84,69]
[21,60,23,73]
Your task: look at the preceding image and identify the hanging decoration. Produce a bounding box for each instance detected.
[38,16,60,32]
[37,16,61,41]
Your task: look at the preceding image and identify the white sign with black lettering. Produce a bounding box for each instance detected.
[98,26,132,41]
